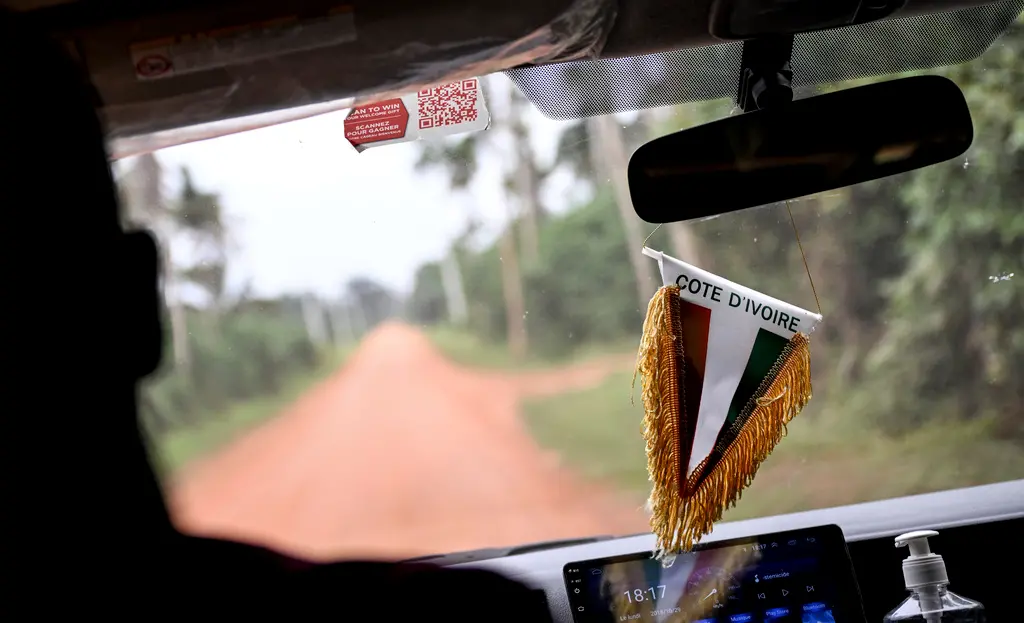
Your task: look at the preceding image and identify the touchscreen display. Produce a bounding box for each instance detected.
[564,525,863,623]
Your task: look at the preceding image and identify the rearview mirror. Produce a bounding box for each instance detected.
[628,76,973,223]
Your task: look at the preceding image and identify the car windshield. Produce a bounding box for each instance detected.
[120,18,1023,561]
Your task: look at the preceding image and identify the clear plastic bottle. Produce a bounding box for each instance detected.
[882,530,985,623]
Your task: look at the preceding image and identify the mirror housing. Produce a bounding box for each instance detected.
[628,76,973,224]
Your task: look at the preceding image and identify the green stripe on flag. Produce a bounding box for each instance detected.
[713,328,789,450]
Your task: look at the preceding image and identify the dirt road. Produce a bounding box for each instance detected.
[170,323,648,561]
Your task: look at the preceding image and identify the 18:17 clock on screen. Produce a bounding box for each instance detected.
[623,586,666,603]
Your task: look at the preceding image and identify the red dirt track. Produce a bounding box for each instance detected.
[171,323,648,560]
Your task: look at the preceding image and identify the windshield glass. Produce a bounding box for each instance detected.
[121,20,1023,561]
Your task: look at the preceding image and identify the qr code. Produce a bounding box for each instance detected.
[417,79,479,130]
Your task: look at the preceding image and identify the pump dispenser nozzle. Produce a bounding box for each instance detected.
[895,530,948,589]
[897,530,937,556]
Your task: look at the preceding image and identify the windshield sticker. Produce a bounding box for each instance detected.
[344,78,490,152]
[344,98,409,147]
[635,247,823,558]
[129,6,356,81]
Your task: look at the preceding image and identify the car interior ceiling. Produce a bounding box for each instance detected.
[3,0,1022,619]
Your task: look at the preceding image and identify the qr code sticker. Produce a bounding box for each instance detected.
[417,79,480,130]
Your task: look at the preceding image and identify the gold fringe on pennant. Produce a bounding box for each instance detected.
[633,285,686,558]
[634,285,814,558]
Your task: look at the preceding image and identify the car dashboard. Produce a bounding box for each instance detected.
[433,480,1024,622]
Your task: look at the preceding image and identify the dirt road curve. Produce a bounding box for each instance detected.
[170,323,648,561]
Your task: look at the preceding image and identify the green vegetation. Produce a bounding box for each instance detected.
[143,303,321,433]
[149,349,347,474]
[523,371,1024,517]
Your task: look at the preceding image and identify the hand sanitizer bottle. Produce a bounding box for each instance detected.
[883,530,985,622]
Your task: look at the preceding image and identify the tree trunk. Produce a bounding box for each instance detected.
[348,296,366,340]
[301,295,329,348]
[329,303,355,349]
[667,222,703,265]
[586,115,655,309]
[509,90,542,264]
[498,219,527,361]
[166,284,191,371]
[440,251,469,325]
[159,238,192,373]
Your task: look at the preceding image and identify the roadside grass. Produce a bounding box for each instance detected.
[151,348,348,474]
[521,370,1024,518]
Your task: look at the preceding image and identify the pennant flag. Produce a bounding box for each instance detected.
[635,248,822,556]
